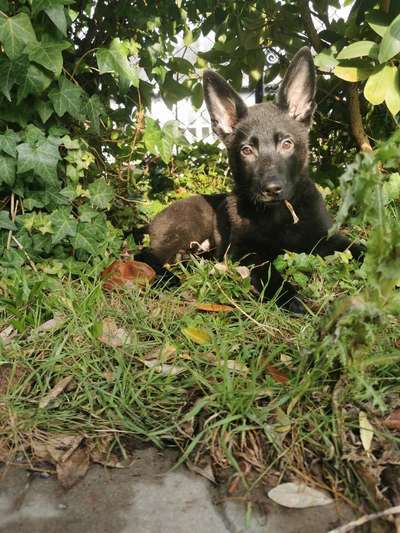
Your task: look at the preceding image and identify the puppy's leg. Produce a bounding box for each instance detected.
[313,234,366,261]
[241,255,306,314]
[134,248,181,288]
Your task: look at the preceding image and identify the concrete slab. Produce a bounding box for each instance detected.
[0,448,355,533]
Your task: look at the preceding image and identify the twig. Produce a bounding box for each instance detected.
[347,83,373,153]
[11,236,38,272]
[328,505,400,533]
[299,0,323,52]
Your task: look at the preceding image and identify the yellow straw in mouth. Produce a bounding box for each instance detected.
[284,200,299,224]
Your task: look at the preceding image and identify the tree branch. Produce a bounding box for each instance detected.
[347,83,373,152]
[299,0,323,52]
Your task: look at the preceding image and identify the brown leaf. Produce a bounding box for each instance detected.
[187,458,215,483]
[144,343,177,363]
[57,445,90,489]
[98,318,132,348]
[227,462,251,494]
[0,325,17,346]
[31,314,66,335]
[359,411,374,451]
[39,376,74,409]
[235,266,250,279]
[195,302,234,313]
[266,364,289,384]
[384,408,400,430]
[31,434,83,464]
[143,360,186,376]
[101,259,156,290]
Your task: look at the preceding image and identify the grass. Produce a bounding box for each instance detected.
[1,248,399,511]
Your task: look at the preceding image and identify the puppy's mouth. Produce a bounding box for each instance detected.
[256,191,284,204]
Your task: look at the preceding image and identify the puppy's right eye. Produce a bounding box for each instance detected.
[241,145,253,156]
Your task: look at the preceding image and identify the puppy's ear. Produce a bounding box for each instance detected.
[277,47,316,127]
[203,70,248,142]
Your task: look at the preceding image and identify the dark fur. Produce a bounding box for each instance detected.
[136,48,365,313]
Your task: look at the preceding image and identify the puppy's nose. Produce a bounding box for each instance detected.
[266,183,282,195]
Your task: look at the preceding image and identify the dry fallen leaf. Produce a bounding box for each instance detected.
[39,376,74,409]
[101,259,156,290]
[0,325,17,346]
[384,408,400,431]
[359,411,374,451]
[194,302,234,313]
[31,434,83,463]
[32,314,66,335]
[265,364,289,384]
[144,343,177,363]
[98,318,132,348]
[210,263,229,275]
[57,445,90,489]
[225,360,249,375]
[143,360,186,376]
[274,408,291,433]
[187,458,215,483]
[200,353,249,375]
[268,482,333,508]
[182,326,211,345]
[235,266,250,279]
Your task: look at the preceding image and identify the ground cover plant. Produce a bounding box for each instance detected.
[0,0,399,523]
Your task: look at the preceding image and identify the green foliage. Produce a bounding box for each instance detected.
[334,129,400,301]
[315,3,400,117]
[0,1,191,270]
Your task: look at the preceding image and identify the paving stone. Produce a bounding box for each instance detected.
[0,448,355,533]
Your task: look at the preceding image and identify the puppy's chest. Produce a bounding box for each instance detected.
[231,209,292,248]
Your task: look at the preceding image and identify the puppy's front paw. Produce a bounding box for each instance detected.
[350,243,366,262]
[284,298,307,315]
[154,269,181,288]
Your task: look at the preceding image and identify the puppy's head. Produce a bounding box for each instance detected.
[203,48,316,204]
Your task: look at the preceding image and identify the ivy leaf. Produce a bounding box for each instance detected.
[28,39,69,77]
[159,120,187,163]
[0,155,16,186]
[88,179,114,210]
[0,129,18,157]
[0,12,37,59]
[17,64,52,103]
[143,117,162,155]
[35,100,54,123]
[96,38,139,88]
[49,76,85,120]
[83,95,106,134]
[45,6,68,36]
[0,210,16,230]
[49,208,78,244]
[17,139,61,186]
[31,0,74,16]
[0,54,29,101]
[72,223,100,255]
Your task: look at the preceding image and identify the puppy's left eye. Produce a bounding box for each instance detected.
[241,145,254,156]
[281,138,294,151]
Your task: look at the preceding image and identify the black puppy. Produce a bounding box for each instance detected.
[136,47,364,313]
